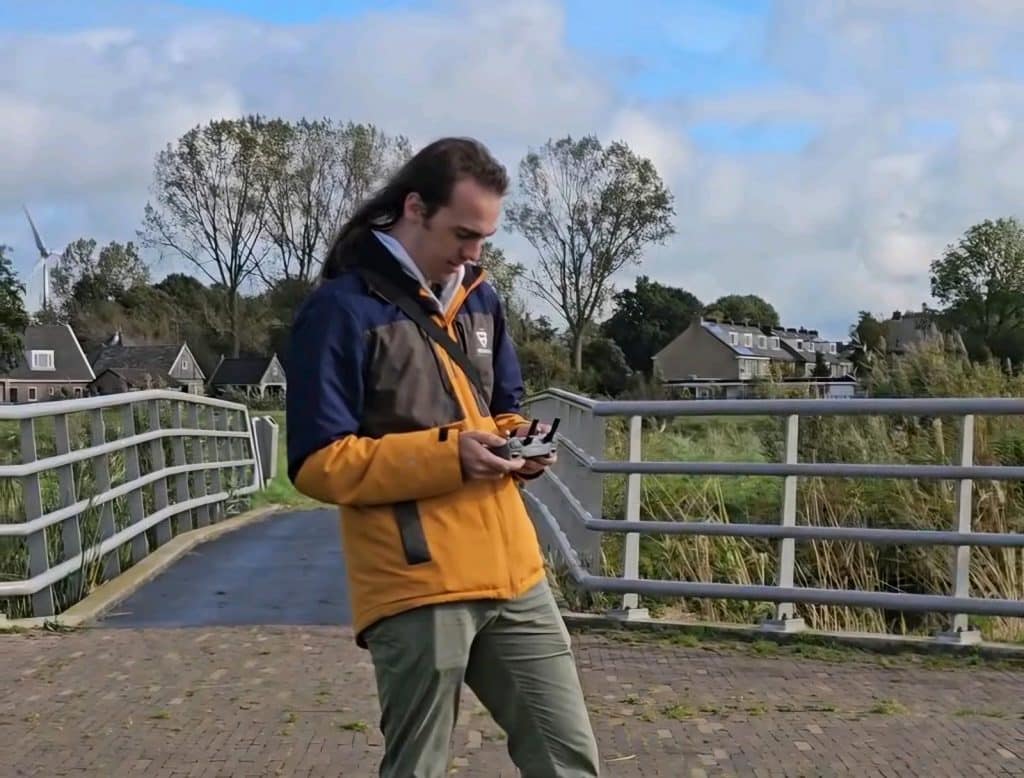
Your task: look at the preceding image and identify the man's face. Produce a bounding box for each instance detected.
[405,177,501,283]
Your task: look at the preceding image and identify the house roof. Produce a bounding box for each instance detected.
[0,324,95,381]
[209,355,283,386]
[91,343,183,375]
[702,320,797,361]
[93,367,182,389]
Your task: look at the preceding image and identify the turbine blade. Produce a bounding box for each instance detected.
[22,205,49,257]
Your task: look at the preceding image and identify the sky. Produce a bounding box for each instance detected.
[4,0,1024,341]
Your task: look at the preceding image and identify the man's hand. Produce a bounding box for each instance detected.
[513,421,558,477]
[459,430,524,481]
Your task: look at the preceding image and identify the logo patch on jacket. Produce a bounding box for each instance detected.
[475,329,492,355]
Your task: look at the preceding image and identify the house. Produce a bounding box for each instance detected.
[0,324,96,403]
[771,326,856,379]
[881,311,941,354]
[652,316,856,399]
[88,333,206,395]
[207,353,287,399]
[89,367,184,395]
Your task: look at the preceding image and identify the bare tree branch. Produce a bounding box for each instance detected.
[505,135,675,371]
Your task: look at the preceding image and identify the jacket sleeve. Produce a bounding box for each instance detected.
[487,291,530,437]
[286,287,465,507]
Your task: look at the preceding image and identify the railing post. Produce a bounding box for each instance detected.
[762,413,806,633]
[52,413,83,598]
[89,408,120,581]
[19,418,54,617]
[121,402,149,564]
[937,413,982,645]
[609,414,649,621]
[169,401,193,534]
[186,403,212,527]
[146,399,172,547]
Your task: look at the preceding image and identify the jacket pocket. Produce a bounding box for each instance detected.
[394,500,432,565]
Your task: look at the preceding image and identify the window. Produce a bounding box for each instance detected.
[757,335,767,349]
[28,387,37,401]
[770,337,780,349]
[743,333,753,347]
[30,350,54,370]
[729,332,738,345]
[795,340,803,351]
[830,343,837,354]
[181,358,190,370]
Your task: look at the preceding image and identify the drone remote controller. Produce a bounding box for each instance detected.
[492,418,560,460]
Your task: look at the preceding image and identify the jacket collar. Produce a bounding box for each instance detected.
[347,229,486,311]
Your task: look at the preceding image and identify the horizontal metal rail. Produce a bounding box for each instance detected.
[587,460,1024,481]
[523,489,1024,619]
[524,388,1024,641]
[0,489,240,597]
[585,517,1024,548]
[0,391,267,620]
[0,388,258,420]
[0,459,254,537]
[529,387,1024,416]
[0,427,250,479]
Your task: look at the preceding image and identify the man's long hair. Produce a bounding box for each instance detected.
[319,137,509,282]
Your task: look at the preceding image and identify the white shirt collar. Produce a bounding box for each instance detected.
[372,230,464,313]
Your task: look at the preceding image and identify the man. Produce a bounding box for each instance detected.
[286,137,601,777]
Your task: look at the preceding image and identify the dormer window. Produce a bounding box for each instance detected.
[30,350,55,371]
[770,337,780,349]
[743,333,753,347]
[729,332,738,345]
[830,343,837,354]
[757,335,767,349]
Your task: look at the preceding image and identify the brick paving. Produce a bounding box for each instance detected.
[2,625,1024,777]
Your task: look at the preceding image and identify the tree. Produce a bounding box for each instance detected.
[851,310,885,353]
[0,245,29,370]
[580,336,632,396]
[263,120,411,283]
[505,134,675,372]
[601,276,702,374]
[703,294,780,327]
[50,238,149,318]
[478,241,527,341]
[812,351,831,378]
[141,115,288,357]
[930,217,1024,363]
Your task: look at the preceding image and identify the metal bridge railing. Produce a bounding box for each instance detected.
[522,388,1024,645]
[0,390,264,620]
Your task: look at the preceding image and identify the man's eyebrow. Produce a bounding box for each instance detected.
[455,225,497,238]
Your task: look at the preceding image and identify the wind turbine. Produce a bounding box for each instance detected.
[22,205,62,312]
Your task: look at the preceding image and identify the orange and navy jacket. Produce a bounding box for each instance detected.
[286,230,546,645]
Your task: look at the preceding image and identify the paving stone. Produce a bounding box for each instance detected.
[2,626,1024,776]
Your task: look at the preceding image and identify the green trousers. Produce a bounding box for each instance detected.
[362,579,601,777]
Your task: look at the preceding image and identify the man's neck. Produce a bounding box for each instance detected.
[385,223,434,282]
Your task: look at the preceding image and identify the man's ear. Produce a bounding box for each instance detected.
[404,192,426,225]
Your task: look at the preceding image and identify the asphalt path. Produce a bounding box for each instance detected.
[99,508,351,628]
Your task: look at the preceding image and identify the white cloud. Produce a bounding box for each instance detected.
[4,0,1024,342]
